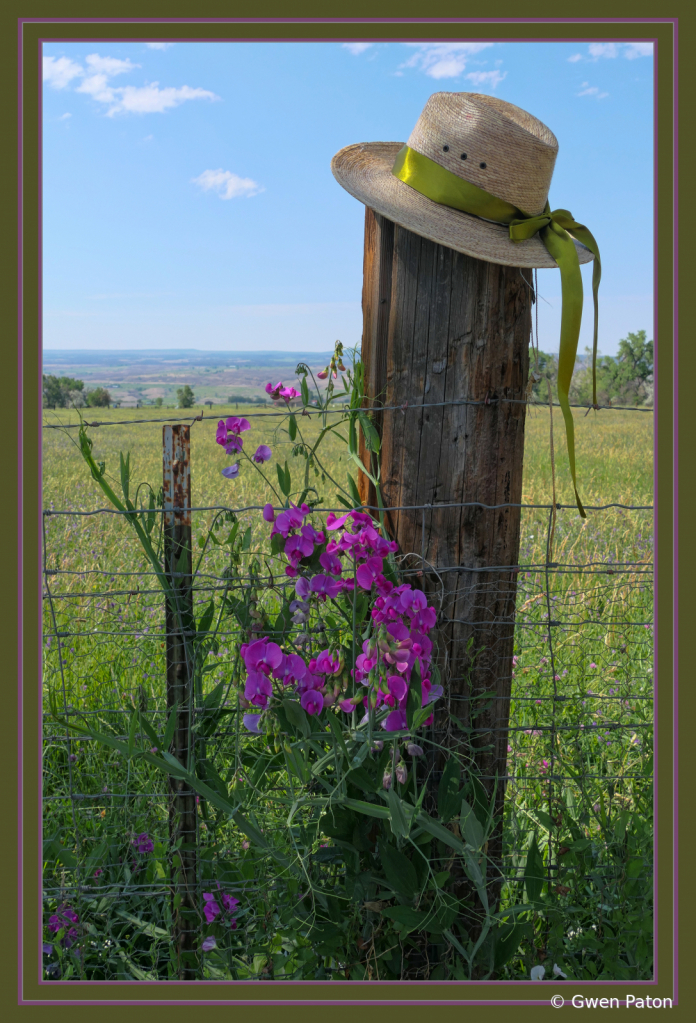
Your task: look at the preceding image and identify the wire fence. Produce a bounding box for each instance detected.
[41,401,654,982]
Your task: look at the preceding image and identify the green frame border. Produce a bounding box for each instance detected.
[6,3,683,1016]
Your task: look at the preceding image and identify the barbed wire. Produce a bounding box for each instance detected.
[42,394,655,429]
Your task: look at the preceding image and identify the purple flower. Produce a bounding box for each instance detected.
[382,708,408,732]
[93,868,103,878]
[326,511,350,531]
[301,688,324,716]
[395,763,408,785]
[265,380,283,398]
[68,753,77,763]
[132,832,154,854]
[202,893,221,924]
[295,576,310,600]
[263,503,275,523]
[309,574,342,600]
[227,416,250,435]
[315,648,341,675]
[47,905,79,948]
[202,935,217,951]
[224,435,244,454]
[280,386,300,402]
[221,463,240,480]
[319,550,343,576]
[356,556,384,591]
[253,444,272,463]
[400,588,427,616]
[221,892,240,915]
[272,652,308,686]
[244,671,273,708]
[244,638,283,673]
[407,743,424,757]
[42,943,54,956]
[243,713,263,734]
[386,674,408,702]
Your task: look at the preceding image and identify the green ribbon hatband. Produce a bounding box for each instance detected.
[392,144,602,519]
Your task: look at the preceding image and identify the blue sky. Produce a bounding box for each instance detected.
[42,39,653,357]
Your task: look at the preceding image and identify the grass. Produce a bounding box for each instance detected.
[41,400,654,981]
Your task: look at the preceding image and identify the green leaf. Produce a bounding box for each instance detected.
[282,698,309,735]
[241,526,252,552]
[406,674,422,730]
[270,532,285,556]
[382,905,429,934]
[358,411,380,453]
[162,704,178,751]
[380,842,418,899]
[346,472,361,507]
[385,786,411,839]
[138,711,159,749]
[438,756,462,822]
[342,797,389,820]
[415,812,466,855]
[120,451,130,503]
[197,599,215,638]
[348,414,358,454]
[524,833,545,904]
[288,414,297,441]
[460,797,485,850]
[202,680,225,711]
[493,921,530,972]
[127,707,138,755]
[45,839,77,872]
[146,491,156,535]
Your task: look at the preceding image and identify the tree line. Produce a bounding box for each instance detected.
[528,330,653,407]
[42,376,111,409]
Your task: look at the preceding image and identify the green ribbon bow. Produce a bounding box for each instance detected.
[392,144,602,518]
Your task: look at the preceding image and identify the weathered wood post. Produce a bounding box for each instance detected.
[163,425,198,979]
[359,207,531,905]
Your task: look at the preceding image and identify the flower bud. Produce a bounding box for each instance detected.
[406,743,424,757]
[382,771,393,790]
[372,739,384,751]
[395,763,408,785]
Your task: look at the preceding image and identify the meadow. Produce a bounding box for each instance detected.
[41,397,654,982]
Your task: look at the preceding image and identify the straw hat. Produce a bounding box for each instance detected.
[331,92,594,269]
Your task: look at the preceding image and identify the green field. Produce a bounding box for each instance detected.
[41,400,654,982]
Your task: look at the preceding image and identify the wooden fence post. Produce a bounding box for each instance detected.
[163,425,198,979]
[359,207,531,910]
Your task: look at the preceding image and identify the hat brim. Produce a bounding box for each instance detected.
[332,141,594,270]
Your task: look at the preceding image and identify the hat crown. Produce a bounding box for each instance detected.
[406,92,558,217]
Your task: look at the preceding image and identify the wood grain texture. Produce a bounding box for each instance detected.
[359,207,532,904]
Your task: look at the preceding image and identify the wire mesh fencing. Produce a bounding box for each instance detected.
[41,404,654,982]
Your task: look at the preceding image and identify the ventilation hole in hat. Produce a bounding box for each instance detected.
[442,145,449,152]
[480,162,487,169]
[460,153,467,160]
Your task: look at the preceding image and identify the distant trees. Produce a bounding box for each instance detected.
[176,385,195,408]
[529,330,653,408]
[42,375,84,409]
[85,387,112,408]
[154,397,164,407]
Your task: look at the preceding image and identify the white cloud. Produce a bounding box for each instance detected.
[465,69,507,90]
[58,112,71,121]
[104,83,219,116]
[577,82,609,99]
[192,169,264,200]
[624,42,654,59]
[588,42,618,59]
[44,50,218,116]
[146,42,174,50]
[43,56,83,89]
[570,42,653,63]
[342,42,373,55]
[400,42,493,80]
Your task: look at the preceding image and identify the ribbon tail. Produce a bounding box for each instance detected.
[540,222,587,518]
[556,218,602,409]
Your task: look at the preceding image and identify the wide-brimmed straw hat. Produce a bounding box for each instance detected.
[331,91,594,269]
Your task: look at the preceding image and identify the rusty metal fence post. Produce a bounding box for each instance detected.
[163,425,198,979]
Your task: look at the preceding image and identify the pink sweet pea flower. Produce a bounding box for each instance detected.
[265,381,283,398]
[202,893,221,924]
[387,675,409,703]
[263,503,275,523]
[316,649,341,675]
[319,550,343,576]
[227,416,250,435]
[244,671,273,708]
[356,556,384,591]
[244,639,283,673]
[280,386,300,402]
[202,935,217,951]
[317,369,329,380]
[326,511,351,530]
[382,708,408,732]
[301,688,324,715]
[224,436,244,454]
